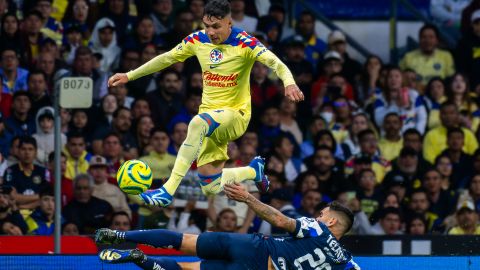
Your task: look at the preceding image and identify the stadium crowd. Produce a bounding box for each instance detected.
[0,0,480,238]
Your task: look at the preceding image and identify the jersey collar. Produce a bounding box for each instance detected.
[221,26,242,45]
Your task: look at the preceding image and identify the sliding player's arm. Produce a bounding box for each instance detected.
[251,45,304,102]
[108,36,196,87]
[224,184,296,233]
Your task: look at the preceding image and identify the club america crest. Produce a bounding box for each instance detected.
[210,48,223,63]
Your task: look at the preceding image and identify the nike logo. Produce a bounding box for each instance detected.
[210,65,218,69]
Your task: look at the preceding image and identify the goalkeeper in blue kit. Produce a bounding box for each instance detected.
[96,184,360,270]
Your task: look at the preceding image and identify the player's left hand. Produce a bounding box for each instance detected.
[285,84,304,103]
[224,184,249,202]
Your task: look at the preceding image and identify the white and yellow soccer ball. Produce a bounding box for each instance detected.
[116,159,152,195]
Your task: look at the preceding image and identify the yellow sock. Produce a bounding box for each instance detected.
[199,167,256,195]
[163,116,209,195]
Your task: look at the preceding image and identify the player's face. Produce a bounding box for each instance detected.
[316,207,336,227]
[203,15,233,45]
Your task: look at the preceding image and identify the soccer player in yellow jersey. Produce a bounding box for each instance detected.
[108,0,303,207]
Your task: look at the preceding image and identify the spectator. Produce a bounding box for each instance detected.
[188,0,205,30]
[345,129,390,183]
[63,25,83,66]
[62,222,80,236]
[47,152,73,207]
[4,91,36,136]
[150,0,173,35]
[282,37,314,100]
[273,135,305,182]
[63,0,93,43]
[24,187,55,235]
[168,200,202,234]
[0,48,28,94]
[279,97,303,145]
[102,0,136,43]
[68,109,93,146]
[131,97,151,120]
[36,52,57,94]
[378,113,403,161]
[356,168,382,218]
[125,15,162,50]
[384,147,421,192]
[457,174,480,211]
[327,30,362,85]
[63,132,92,180]
[285,11,327,69]
[102,133,125,182]
[27,71,52,116]
[448,200,480,234]
[446,73,477,130]
[407,188,441,232]
[3,136,49,209]
[309,145,348,199]
[0,112,13,159]
[1,221,23,235]
[258,188,301,235]
[6,136,20,166]
[238,143,257,167]
[456,9,480,90]
[60,108,71,134]
[35,0,63,44]
[355,206,403,235]
[109,84,134,109]
[63,174,113,234]
[230,0,257,33]
[298,189,322,217]
[435,154,454,190]
[214,208,238,233]
[32,107,66,165]
[95,94,119,133]
[341,112,374,159]
[406,214,428,235]
[135,115,154,155]
[441,128,474,189]
[146,69,183,128]
[0,13,25,57]
[292,171,319,208]
[256,15,282,53]
[109,211,132,231]
[373,67,427,134]
[300,116,327,159]
[23,10,45,67]
[160,9,195,49]
[423,102,478,164]
[70,46,109,102]
[90,18,121,73]
[357,55,383,105]
[167,121,188,156]
[423,77,447,130]
[430,0,470,28]
[167,88,202,135]
[141,128,175,184]
[422,169,457,219]
[250,62,280,118]
[400,24,455,86]
[89,155,131,218]
[0,186,28,234]
[92,107,138,159]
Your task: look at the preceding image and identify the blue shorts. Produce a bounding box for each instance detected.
[197,232,269,270]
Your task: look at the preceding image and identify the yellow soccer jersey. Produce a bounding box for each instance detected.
[127,27,295,114]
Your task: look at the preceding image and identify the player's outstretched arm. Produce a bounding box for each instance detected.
[224,184,296,233]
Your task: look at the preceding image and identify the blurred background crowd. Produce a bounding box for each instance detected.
[0,0,480,238]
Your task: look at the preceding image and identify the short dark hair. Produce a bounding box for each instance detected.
[25,9,43,20]
[314,144,334,156]
[384,112,401,121]
[27,70,47,83]
[439,100,458,112]
[157,69,181,83]
[403,128,422,140]
[203,0,231,19]
[19,136,37,149]
[111,211,131,222]
[357,129,376,142]
[328,201,354,234]
[113,106,130,119]
[67,131,85,142]
[380,207,402,221]
[39,186,54,198]
[48,151,66,163]
[150,126,168,137]
[74,46,93,59]
[12,91,31,102]
[419,23,439,39]
[103,132,122,143]
[447,127,464,138]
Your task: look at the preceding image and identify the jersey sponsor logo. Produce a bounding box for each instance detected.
[203,71,239,87]
[210,48,223,63]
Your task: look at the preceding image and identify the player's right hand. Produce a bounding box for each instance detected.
[108,73,129,87]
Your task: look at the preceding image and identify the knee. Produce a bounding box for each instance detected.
[193,113,220,137]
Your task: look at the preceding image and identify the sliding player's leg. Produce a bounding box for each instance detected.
[196,109,269,195]
[95,229,198,255]
[99,248,201,270]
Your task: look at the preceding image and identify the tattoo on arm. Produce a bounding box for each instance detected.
[245,194,296,233]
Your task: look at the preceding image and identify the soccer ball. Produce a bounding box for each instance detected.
[117,160,152,195]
